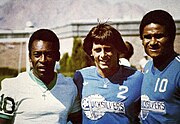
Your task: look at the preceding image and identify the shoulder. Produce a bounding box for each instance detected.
[175,55,180,64]
[73,66,96,92]
[1,77,16,90]
[167,55,180,72]
[144,60,153,71]
[57,73,77,91]
[1,72,28,89]
[78,66,96,73]
[122,65,143,75]
[121,66,144,81]
[57,73,74,84]
[74,66,96,78]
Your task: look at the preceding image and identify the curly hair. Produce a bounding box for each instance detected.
[139,9,176,43]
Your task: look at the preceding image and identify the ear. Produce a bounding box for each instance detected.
[142,40,145,46]
[119,53,126,58]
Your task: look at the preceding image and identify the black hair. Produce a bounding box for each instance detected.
[139,9,176,43]
[123,41,134,60]
[83,23,127,57]
[28,29,60,54]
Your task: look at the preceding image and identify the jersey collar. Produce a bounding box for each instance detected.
[28,70,57,90]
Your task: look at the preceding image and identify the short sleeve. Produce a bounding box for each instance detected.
[0,79,16,119]
[73,71,83,98]
[70,94,81,114]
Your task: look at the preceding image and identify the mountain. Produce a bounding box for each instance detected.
[0,0,146,30]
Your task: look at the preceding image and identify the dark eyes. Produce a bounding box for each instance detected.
[94,48,101,53]
[143,34,165,39]
[94,48,112,53]
[33,51,54,57]
[33,52,41,57]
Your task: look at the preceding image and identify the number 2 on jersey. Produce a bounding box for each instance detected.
[117,86,128,99]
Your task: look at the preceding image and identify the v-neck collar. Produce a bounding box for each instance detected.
[28,70,57,90]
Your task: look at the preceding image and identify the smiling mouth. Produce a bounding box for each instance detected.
[99,60,109,66]
[148,46,160,51]
[150,47,161,51]
[38,66,47,71]
[149,48,159,52]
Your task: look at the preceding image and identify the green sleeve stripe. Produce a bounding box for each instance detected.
[0,113,12,120]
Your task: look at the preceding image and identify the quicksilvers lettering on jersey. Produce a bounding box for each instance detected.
[141,95,165,113]
[81,94,125,120]
[141,95,166,120]
[141,100,165,112]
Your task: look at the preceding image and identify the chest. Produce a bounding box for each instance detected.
[81,77,140,106]
[14,83,74,120]
[141,71,178,100]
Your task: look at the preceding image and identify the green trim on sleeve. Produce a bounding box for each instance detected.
[0,113,12,120]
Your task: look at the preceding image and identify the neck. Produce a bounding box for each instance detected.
[42,73,55,86]
[98,65,120,78]
[153,52,177,71]
[33,70,55,86]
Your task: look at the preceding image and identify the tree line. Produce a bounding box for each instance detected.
[59,37,94,76]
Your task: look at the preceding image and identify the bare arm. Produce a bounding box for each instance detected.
[0,118,12,124]
[68,110,82,124]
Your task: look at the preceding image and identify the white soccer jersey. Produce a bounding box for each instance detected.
[0,72,81,124]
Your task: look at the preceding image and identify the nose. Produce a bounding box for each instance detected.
[39,54,46,62]
[100,49,106,57]
[149,37,158,46]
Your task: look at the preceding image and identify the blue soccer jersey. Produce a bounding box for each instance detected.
[74,66,143,124]
[141,56,180,124]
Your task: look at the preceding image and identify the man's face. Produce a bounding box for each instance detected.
[142,23,172,59]
[91,42,119,73]
[29,40,58,81]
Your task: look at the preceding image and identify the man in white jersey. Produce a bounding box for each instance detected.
[0,29,82,124]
